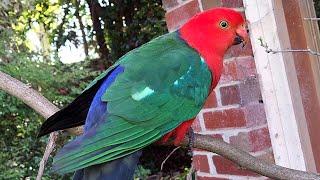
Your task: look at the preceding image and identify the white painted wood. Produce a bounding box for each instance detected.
[242,0,309,170]
[197,0,204,12]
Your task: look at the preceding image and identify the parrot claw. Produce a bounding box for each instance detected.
[187,128,195,156]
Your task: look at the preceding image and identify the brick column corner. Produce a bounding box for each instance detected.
[162,0,274,179]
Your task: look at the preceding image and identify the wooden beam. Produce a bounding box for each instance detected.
[243,0,316,171]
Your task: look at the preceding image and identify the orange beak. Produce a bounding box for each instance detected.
[234,25,249,47]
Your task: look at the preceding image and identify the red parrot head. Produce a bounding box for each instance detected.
[179,8,248,87]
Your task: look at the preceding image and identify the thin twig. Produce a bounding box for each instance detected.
[266,49,320,56]
[258,37,320,56]
[36,132,58,180]
[160,146,180,171]
[304,17,320,21]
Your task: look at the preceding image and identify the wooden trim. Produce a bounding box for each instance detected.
[282,0,320,171]
[243,0,317,171]
[301,0,320,103]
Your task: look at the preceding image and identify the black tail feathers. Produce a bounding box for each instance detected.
[37,79,104,137]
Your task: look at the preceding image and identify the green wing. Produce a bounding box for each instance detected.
[53,32,212,173]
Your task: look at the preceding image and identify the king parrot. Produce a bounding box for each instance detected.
[38,8,248,180]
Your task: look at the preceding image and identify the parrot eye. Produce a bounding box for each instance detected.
[219,20,229,29]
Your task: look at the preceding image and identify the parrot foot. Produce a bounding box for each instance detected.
[187,128,194,156]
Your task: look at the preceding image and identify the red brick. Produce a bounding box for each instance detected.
[235,56,257,80]
[203,108,246,129]
[229,127,272,152]
[239,76,262,105]
[220,84,241,105]
[162,0,179,10]
[201,0,222,10]
[192,117,202,132]
[244,103,267,127]
[220,60,237,83]
[212,155,259,176]
[220,57,257,84]
[250,127,272,152]
[224,39,253,58]
[221,0,244,8]
[220,76,262,105]
[203,91,218,108]
[197,176,229,180]
[221,74,261,106]
[165,0,200,31]
[193,155,210,173]
[229,132,252,152]
[256,150,275,164]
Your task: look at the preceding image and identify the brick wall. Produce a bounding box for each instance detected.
[163,0,274,179]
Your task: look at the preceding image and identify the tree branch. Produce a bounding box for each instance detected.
[0,71,81,179]
[0,71,59,118]
[36,132,58,180]
[0,71,319,180]
[182,135,320,180]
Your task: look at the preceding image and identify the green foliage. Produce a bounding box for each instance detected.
[0,0,169,179]
[6,0,167,64]
[102,0,167,60]
[315,0,320,21]
[134,165,151,180]
[0,30,100,179]
[0,0,26,30]
[0,64,100,179]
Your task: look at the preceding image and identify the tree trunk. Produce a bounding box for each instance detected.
[86,0,110,67]
[74,0,89,57]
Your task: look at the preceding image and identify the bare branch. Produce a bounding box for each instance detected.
[36,132,58,180]
[0,71,59,118]
[258,37,320,56]
[304,17,320,21]
[160,146,180,171]
[0,71,320,180]
[181,135,320,180]
[0,71,81,179]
